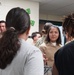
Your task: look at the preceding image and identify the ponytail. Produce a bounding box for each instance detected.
[0,28,20,69]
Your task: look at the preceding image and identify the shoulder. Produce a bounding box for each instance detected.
[17,39,44,75]
[19,39,42,56]
[39,42,47,51]
[39,42,47,48]
[39,42,46,46]
[55,41,74,59]
[54,41,74,72]
[59,44,63,47]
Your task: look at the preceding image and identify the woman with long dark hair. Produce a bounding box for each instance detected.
[39,25,62,75]
[0,7,44,75]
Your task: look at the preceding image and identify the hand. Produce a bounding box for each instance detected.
[43,54,48,65]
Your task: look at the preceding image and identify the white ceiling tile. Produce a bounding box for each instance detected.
[39,0,74,16]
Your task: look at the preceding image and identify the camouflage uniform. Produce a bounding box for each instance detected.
[35,35,46,47]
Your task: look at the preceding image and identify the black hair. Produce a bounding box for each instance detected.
[45,25,61,45]
[42,22,53,34]
[0,7,30,69]
[63,13,74,37]
[31,32,41,40]
[0,20,6,24]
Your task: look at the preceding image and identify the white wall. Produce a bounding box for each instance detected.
[0,0,39,35]
[58,26,64,46]
[39,14,63,22]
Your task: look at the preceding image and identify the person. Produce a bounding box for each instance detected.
[52,13,74,75]
[35,22,53,47]
[31,32,42,45]
[39,25,62,75]
[0,20,6,38]
[0,7,44,75]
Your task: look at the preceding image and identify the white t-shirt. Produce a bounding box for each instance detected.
[0,39,44,75]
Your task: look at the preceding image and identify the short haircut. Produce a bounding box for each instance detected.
[0,20,6,24]
[42,22,53,34]
[31,32,41,39]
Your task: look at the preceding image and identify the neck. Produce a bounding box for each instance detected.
[19,33,28,41]
[51,42,56,46]
[70,37,74,41]
[67,37,74,42]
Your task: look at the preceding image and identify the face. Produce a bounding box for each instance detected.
[49,27,59,42]
[34,34,41,41]
[0,23,6,33]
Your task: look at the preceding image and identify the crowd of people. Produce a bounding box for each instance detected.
[0,7,74,75]
[0,7,44,75]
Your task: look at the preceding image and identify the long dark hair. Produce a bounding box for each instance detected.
[45,25,61,45]
[0,7,30,69]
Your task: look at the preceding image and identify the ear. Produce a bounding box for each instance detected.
[26,28,30,35]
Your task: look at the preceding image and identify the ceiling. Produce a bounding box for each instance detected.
[28,0,74,16]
